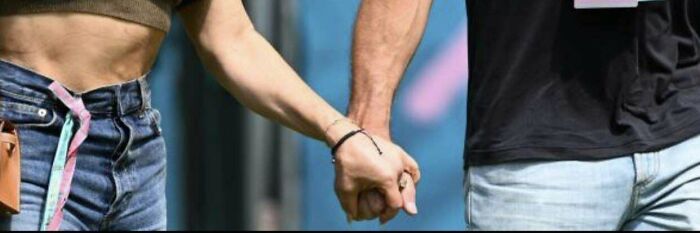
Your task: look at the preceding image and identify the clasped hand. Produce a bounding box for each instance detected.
[326,121,420,224]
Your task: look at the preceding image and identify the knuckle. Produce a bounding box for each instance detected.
[412,168,421,180]
[341,183,356,193]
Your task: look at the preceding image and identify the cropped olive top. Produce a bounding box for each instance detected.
[0,0,196,32]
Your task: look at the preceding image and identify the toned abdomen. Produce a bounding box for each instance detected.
[0,12,166,93]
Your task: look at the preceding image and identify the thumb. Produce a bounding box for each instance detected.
[400,173,418,215]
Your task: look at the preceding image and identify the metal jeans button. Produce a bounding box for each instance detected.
[38,109,48,117]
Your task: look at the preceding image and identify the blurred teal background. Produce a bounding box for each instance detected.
[148,0,468,230]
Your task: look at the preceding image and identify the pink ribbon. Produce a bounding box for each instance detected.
[46,82,91,231]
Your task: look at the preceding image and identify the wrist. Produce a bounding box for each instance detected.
[347,111,391,139]
[324,119,362,147]
[347,95,393,139]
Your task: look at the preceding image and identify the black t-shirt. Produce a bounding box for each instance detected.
[692,0,700,33]
[466,0,700,165]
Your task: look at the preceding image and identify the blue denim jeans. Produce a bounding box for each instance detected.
[0,60,167,230]
[465,134,700,230]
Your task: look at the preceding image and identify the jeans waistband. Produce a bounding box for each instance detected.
[0,59,151,116]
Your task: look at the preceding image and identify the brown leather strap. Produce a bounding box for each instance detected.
[0,132,17,146]
[0,120,15,133]
[0,133,18,153]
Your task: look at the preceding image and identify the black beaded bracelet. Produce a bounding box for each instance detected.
[330,129,384,163]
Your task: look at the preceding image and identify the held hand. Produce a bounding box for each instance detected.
[325,121,420,222]
[357,172,418,224]
[356,189,385,221]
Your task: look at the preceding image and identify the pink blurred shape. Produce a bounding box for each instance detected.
[404,21,468,123]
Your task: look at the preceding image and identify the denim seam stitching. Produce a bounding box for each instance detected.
[114,117,136,193]
[466,167,473,229]
[639,153,659,190]
[148,108,162,135]
[100,118,127,229]
[617,155,640,230]
[636,154,650,187]
[108,118,126,159]
[630,183,641,220]
[628,154,643,221]
[10,109,58,128]
[0,101,46,115]
[0,89,47,104]
[652,152,660,184]
[619,185,642,229]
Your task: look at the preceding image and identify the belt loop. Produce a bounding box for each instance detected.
[115,87,124,116]
[138,77,151,111]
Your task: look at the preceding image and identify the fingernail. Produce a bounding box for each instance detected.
[407,202,418,215]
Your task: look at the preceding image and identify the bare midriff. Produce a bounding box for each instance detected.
[0,12,166,93]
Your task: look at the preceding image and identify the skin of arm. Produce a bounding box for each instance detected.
[178,0,337,141]
[176,0,421,223]
[349,0,433,222]
[349,0,433,139]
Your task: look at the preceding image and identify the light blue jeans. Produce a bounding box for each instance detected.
[465,134,700,230]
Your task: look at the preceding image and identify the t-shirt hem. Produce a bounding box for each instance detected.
[466,117,700,167]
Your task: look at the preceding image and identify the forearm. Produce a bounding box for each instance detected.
[198,30,343,142]
[349,0,432,138]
